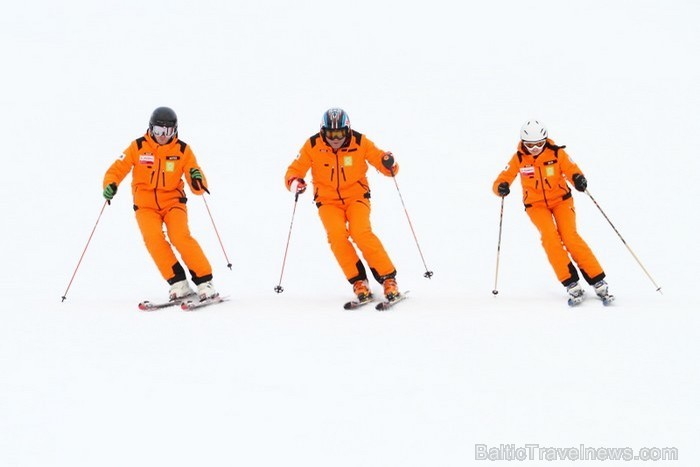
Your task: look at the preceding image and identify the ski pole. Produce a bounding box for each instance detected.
[61,200,109,302]
[492,196,505,295]
[585,189,662,293]
[387,163,434,279]
[274,192,300,293]
[202,194,233,270]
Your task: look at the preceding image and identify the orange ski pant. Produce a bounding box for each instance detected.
[317,200,395,283]
[134,205,212,283]
[525,197,604,286]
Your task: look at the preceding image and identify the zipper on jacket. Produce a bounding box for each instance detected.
[537,167,549,208]
[154,159,162,210]
[334,153,344,203]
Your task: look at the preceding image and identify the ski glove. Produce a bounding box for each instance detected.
[289,177,307,195]
[103,182,117,201]
[382,152,396,172]
[497,182,510,197]
[190,168,209,193]
[572,173,587,192]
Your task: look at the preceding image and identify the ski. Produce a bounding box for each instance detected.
[343,295,375,310]
[180,295,228,311]
[375,291,410,311]
[138,294,195,311]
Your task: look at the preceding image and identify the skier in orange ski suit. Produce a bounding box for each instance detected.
[492,120,613,302]
[284,108,401,301]
[102,107,217,300]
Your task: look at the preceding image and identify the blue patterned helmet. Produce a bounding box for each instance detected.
[321,108,350,140]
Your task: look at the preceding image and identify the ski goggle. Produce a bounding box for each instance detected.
[523,140,546,150]
[323,127,349,140]
[151,125,176,137]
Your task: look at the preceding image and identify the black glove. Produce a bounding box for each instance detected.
[572,173,587,192]
[382,152,395,171]
[103,182,117,201]
[497,182,510,197]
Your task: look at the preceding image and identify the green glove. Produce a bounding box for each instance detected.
[189,168,209,193]
[103,182,117,200]
[190,168,202,180]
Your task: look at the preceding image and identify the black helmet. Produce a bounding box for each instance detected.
[150,106,177,128]
[149,107,178,141]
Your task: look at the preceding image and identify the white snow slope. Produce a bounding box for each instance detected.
[1,1,699,466]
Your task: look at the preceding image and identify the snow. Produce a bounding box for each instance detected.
[1,0,699,466]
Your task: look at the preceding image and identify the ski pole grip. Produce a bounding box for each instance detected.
[382,153,395,170]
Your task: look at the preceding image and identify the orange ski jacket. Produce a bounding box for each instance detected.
[493,139,583,208]
[103,133,208,211]
[285,131,398,206]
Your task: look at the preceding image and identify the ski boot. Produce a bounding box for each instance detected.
[567,281,584,307]
[169,280,195,301]
[383,278,400,301]
[197,281,219,300]
[593,280,615,306]
[353,279,373,302]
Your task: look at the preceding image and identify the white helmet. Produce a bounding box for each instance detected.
[520,120,548,142]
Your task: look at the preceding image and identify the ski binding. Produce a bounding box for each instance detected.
[567,295,584,307]
[375,290,410,311]
[599,293,615,306]
[180,295,228,311]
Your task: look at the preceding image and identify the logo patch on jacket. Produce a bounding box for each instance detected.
[520,165,535,178]
[166,156,180,160]
[139,154,154,164]
[545,166,555,177]
[165,161,175,172]
[343,156,353,166]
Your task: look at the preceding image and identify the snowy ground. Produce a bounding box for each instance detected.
[1,0,699,466]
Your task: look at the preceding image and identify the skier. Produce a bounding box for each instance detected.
[285,108,401,304]
[102,106,218,301]
[492,120,614,305]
